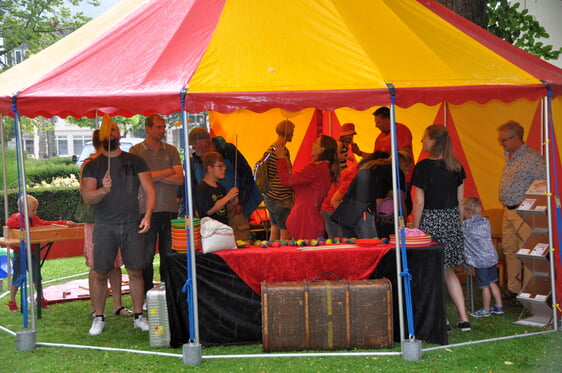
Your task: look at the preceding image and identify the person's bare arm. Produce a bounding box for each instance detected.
[412,186,425,229]
[81,171,111,205]
[153,164,184,185]
[457,182,465,222]
[138,171,156,233]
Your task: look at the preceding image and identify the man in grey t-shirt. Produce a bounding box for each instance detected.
[130,114,183,295]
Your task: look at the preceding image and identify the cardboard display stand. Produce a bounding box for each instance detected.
[514,180,553,327]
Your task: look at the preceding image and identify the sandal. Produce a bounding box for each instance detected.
[114,307,134,317]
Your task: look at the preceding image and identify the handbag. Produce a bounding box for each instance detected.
[74,199,95,223]
[330,198,368,229]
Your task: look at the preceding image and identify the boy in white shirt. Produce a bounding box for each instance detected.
[463,197,504,317]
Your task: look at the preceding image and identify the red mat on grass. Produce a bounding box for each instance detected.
[42,275,130,304]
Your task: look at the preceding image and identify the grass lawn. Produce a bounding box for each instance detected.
[1,255,561,372]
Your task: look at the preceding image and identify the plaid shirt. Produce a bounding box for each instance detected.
[463,215,498,268]
[499,144,545,206]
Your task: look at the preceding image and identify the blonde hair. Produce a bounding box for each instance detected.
[18,195,39,212]
[464,196,482,215]
[275,120,295,137]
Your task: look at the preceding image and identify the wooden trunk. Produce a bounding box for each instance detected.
[261,278,393,351]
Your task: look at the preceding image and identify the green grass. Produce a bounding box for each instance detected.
[1,256,561,372]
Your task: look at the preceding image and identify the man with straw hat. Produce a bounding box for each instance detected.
[81,115,156,336]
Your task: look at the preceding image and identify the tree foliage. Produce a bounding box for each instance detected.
[0,0,101,71]
[435,0,561,61]
[486,0,561,60]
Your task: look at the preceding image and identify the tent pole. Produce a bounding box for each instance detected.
[12,97,37,350]
[1,113,8,221]
[542,94,559,330]
[388,104,405,344]
[1,113,12,291]
[179,89,202,366]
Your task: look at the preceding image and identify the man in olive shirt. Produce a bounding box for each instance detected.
[130,114,183,295]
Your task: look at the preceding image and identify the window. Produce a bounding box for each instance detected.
[15,50,22,64]
[56,136,69,156]
[25,139,35,155]
[73,136,88,156]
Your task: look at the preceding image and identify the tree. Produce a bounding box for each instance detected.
[486,0,561,60]
[434,0,561,61]
[0,0,100,71]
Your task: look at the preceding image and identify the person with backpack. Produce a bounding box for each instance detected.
[258,120,296,241]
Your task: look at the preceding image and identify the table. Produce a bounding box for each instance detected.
[164,243,447,348]
[0,224,84,318]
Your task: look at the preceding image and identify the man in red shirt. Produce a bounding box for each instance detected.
[354,106,414,214]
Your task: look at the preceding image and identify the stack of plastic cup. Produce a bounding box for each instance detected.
[171,218,201,252]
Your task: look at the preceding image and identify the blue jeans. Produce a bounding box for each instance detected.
[342,211,377,239]
[321,210,343,239]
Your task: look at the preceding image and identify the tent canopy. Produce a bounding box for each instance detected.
[1,0,561,118]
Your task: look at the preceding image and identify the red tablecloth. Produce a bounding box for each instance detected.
[214,244,392,294]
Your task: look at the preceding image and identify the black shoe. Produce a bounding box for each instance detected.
[504,298,521,307]
[502,289,517,300]
[446,323,452,333]
[456,321,471,332]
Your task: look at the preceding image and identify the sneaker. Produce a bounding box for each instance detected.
[142,302,147,312]
[470,308,491,318]
[456,321,471,332]
[134,315,149,332]
[489,305,504,315]
[446,323,452,333]
[501,289,517,300]
[7,301,19,312]
[89,315,105,336]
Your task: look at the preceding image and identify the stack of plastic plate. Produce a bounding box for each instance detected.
[389,230,432,247]
[171,218,201,253]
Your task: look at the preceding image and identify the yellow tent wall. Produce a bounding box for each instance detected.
[209,98,558,214]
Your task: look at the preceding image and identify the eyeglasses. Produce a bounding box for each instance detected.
[211,164,226,169]
[498,135,515,143]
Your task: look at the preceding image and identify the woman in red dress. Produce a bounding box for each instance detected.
[275,135,339,239]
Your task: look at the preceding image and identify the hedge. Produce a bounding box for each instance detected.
[0,187,81,229]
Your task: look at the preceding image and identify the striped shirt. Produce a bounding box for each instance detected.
[264,145,294,200]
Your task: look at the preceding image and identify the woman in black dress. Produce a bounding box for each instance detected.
[411,125,470,332]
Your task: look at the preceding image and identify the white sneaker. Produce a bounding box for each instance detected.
[89,316,105,336]
[142,302,147,312]
[134,315,149,332]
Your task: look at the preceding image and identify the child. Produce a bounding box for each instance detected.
[6,195,75,312]
[462,196,504,317]
[194,152,239,225]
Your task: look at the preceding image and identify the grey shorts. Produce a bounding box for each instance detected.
[93,222,146,273]
[263,196,293,230]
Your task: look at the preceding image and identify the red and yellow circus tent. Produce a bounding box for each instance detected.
[1,0,561,321]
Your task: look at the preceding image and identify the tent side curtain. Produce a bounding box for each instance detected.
[186,85,547,114]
